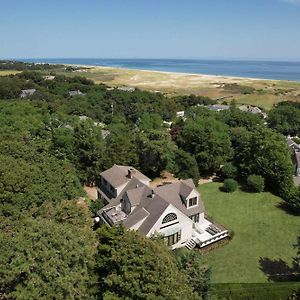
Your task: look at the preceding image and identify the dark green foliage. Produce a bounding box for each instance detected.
[0,216,97,300]
[247,175,265,193]
[231,126,297,207]
[268,101,300,135]
[89,199,105,216]
[96,225,198,300]
[105,116,138,168]
[219,162,238,179]
[173,148,200,185]
[175,249,211,299]
[0,60,64,71]
[219,106,264,129]
[34,199,94,228]
[73,120,106,184]
[0,145,83,216]
[222,179,238,193]
[0,101,50,137]
[181,115,233,175]
[139,112,163,131]
[175,94,216,108]
[137,129,177,178]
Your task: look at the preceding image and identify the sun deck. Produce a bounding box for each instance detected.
[192,218,229,248]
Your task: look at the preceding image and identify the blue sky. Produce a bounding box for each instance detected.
[0,0,300,60]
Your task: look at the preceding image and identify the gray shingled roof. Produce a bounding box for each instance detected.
[126,186,148,206]
[123,207,149,228]
[179,179,194,198]
[98,168,204,236]
[295,152,300,165]
[136,194,170,235]
[100,165,150,188]
[69,90,84,97]
[154,179,204,217]
[20,89,36,98]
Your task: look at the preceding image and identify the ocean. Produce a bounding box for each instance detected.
[21,58,300,81]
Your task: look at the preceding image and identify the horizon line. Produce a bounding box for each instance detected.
[2,57,300,63]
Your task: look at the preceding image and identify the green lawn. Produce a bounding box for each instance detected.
[198,183,300,284]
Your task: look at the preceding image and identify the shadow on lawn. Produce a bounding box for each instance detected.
[276,202,300,217]
[259,257,299,282]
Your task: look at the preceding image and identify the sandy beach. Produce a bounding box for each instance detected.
[59,64,300,110]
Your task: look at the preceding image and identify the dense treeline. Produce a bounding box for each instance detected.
[0,60,65,71]
[0,70,299,208]
[0,64,299,298]
[0,67,212,299]
[268,101,300,135]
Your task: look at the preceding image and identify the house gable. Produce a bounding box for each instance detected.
[146,204,194,248]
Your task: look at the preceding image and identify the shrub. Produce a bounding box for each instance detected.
[247,175,264,193]
[89,199,105,215]
[219,162,237,179]
[222,179,238,193]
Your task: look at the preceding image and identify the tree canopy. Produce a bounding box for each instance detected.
[96,225,199,300]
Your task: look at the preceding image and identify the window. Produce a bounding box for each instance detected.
[162,213,177,224]
[164,231,181,246]
[189,213,200,223]
[188,197,197,207]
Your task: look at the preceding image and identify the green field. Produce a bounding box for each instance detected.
[0,70,21,76]
[199,182,299,283]
[198,183,300,298]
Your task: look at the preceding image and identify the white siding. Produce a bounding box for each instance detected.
[199,212,205,223]
[186,189,200,208]
[115,182,128,197]
[146,204,194,249]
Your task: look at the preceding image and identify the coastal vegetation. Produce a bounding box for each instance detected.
[0,60,299,299]
[54,65,300,111]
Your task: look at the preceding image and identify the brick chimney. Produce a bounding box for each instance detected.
[127,168,135,179]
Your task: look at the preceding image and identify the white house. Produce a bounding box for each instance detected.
[287,137,300,177]
[20,89,36,98]
[206,104,229,112]
[69,90,84,97]
[96,165,228,249]
[43,75,55,81]
[176,111,185,118]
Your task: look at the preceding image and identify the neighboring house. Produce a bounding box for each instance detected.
[20,89,36,98]
[295,152,300,176]
[287,137,300,176]
[206,104,229,112]
[79,115,89,121]
[96,165,228,249]
[69,90,84,97]
[176,111,185,118]
[43,75,55,81]
[101,129,110,139]
[117,86,135,92]
[163,121,173,128]
[238,105,267,119]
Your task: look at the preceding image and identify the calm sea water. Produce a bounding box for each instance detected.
[22,58,300,81]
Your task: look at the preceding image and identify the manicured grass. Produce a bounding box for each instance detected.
[210,282,300,300]
[198,183,300,284]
